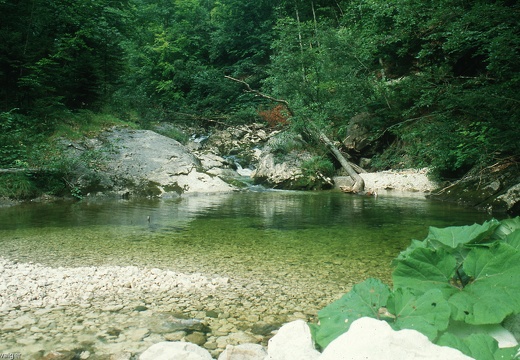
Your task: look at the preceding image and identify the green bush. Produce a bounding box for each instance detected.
[0,174,38,199]
[270,132,305,159]
[311,218,520,359]
[155,126,190,144]
[301,156,335,178]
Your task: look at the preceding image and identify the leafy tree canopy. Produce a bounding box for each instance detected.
[0,0,518,178]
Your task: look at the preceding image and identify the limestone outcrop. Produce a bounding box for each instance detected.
[428,159,520,216]
[68,128,237,197]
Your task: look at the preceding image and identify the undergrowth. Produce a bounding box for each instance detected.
[311,218,520,360]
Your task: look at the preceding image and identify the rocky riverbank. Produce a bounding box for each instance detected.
[62,126,440,199]
[2,123,518,214]
[0,256,339,359]
[59,124,519,214]
[1,257,499,360]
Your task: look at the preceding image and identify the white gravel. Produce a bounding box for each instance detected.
[361,168,438,193]
[0,257,229,311]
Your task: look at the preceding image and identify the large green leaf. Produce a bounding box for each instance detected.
[449,243,520,324]
[387,288,451,341]
[492,218,520,240]
[425,219,500,249]
[392,247,458,297]
[437,332,519,360]
[504,229,520,250]
[312,278,390,349]
[393,239,427,264]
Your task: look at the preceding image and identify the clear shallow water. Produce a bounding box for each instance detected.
[0,191,498,357]
[0,190,493,285]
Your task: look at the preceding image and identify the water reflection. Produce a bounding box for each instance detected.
[0,191,495,275]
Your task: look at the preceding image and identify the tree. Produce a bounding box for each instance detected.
[0,0,129,114]
[336,0,520,176]
[225,75,365,192]
[263,0,519,179]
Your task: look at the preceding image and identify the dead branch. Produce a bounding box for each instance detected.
[224,75,365,192]
[224,76,295,116]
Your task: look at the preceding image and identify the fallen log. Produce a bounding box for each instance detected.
[225,75,365,192]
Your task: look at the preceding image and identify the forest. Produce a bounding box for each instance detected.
[1,0,519,197]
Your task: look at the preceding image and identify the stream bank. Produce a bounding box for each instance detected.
[0,190,496,359]
[2,123,517,215]
[59,124,518,215]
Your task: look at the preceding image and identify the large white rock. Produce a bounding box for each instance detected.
[217,343,267,360]
[86,129,237,196]
[139,341,213,360]
[320,317,474,360]
[265,320,321,360]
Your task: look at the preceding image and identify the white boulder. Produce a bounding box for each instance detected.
[139,341,213,360]
[320,317,474,360]
[217,343,267,360]
[265,320,321,360]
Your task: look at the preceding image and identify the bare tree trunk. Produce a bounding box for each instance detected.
[316,131,365,192]
[224,76,365,192]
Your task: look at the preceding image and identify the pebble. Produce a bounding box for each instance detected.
[0,256,344,359]
[185,331,207,346]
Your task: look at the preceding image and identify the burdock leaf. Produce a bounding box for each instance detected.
[387,288,451,341]
[449,243,520,324]
[503,229,520,250]
[313,278,390,349]
[437,332,519,360]
[492,217,520,240]
[425,219,500,249]
[392,247,458,298]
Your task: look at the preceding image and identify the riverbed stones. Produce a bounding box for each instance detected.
[42,351,76,360]
[186,332,208,346]
[139,341,213,360]
[127,328,150,341]
[217,344,267,360]
[2,314,37,331]
[0,257,229,312]
[250,321,279,336]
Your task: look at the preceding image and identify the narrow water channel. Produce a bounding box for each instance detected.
[0,191,494,357]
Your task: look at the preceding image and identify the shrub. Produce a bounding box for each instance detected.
[311,218,520,359]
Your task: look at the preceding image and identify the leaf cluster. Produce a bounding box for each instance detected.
[311,218,520,359]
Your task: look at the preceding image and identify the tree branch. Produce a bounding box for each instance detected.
[224,75,365,192]
[224,76,295,116]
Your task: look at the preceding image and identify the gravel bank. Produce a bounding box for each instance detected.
[361,168,438,193]
[0,257,342,359]
[334,168,439,195]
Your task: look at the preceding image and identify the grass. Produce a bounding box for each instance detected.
[0,173,38,199]
[52,110,139,140]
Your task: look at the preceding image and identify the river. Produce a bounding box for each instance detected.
[0,190,495,357]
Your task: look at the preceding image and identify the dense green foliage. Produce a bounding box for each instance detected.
[1,0,519,195]
[311,218,520,359]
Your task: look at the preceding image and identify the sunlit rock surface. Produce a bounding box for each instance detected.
[68,128,237,197]
[320,317,474,360]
